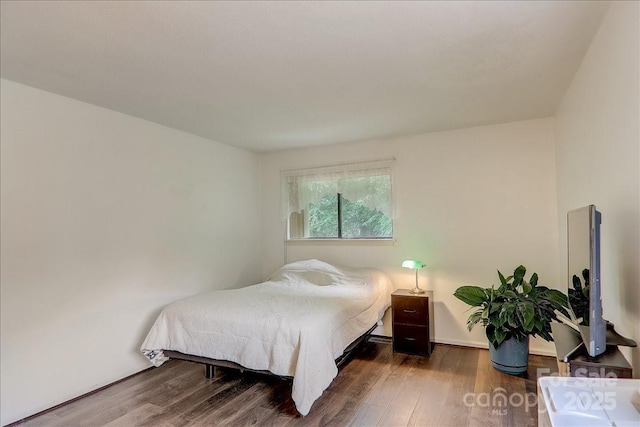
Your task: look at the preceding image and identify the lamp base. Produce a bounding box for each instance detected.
[409,287,426,294]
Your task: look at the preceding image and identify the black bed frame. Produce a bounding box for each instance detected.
[163,324,377,379]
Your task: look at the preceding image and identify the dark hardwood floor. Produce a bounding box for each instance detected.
[17,341,557,426]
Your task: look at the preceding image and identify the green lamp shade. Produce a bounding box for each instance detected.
[402,260,424,269]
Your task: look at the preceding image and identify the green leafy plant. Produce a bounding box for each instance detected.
[453,265,569,348]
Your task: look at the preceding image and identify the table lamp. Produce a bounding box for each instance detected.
[402,260,425,294]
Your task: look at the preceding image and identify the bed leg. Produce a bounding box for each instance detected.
[205,364,217,379]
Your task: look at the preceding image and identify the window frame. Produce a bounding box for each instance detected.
[282,159,395,241]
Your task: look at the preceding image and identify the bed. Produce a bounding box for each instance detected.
[140,259,393,416]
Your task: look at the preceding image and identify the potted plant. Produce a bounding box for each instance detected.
[454,265,568,375]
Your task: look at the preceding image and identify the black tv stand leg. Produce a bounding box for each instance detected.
[605,321,637,347]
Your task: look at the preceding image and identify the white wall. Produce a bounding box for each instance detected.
[555,2,640,375]
[0,79,263,425]
[261,118,560,355]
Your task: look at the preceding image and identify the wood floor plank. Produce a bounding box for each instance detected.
[29,361,195,427]
[468,348,506,427]
[406,345,455,427]
[498,366,531,426]
[16,342,558,427]
[390,352,442,427]
[377,353,435,426]
[135,374,244,427]
[347,402,388,427]
[54,361,185,417]
[355,351,408,408]
[101,403,163,427]
[53,363,204,427]
[170,373,263,426]
[432,345,480,427]
[185,375,278,426]
[249,381,299,426]
[13,412,62,427]
[342,342,396,404]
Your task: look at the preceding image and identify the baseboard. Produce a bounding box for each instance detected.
[368,335,557,357]
[434,337,557,357]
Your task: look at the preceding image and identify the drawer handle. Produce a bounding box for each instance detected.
[404,337,417,341]
[403,309,417,313]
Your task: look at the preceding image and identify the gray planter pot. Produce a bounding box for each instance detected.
[488,336,529,375]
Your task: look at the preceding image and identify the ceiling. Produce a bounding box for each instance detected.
[0,1,610,153]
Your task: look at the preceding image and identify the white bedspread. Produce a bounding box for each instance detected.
[140,259,393,415]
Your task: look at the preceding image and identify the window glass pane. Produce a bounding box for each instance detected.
[340,175,392,238]
[309,193,338,238]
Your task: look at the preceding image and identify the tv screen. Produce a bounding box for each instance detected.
[567,205,606,357]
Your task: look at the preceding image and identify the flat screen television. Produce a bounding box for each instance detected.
[567,205,606,357]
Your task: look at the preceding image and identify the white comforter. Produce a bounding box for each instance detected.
[140,259,393,415]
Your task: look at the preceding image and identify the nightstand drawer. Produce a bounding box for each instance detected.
[392,296,428,325]
[392,324,431,355]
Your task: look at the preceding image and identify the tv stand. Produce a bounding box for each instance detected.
[551,323,633,378]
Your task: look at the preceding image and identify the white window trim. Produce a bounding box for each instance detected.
[285,238,396,245]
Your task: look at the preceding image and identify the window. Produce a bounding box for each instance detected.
[283,159,394,240]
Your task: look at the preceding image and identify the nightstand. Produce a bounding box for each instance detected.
[391,289,434,356]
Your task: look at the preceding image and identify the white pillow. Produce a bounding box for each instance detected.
[269,259,363,286]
